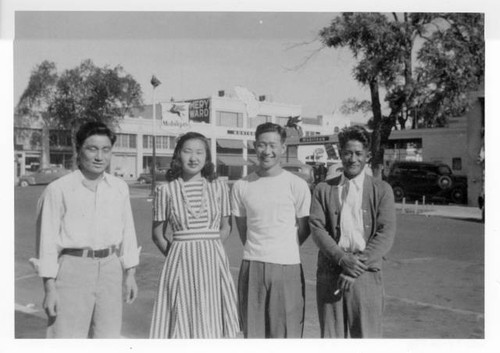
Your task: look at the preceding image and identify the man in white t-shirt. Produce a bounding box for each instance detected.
[231,122,311,338]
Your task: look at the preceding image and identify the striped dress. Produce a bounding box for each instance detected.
[150,178,240,338]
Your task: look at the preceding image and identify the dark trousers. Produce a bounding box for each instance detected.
[238,260,305,338]
[316,268,384,338]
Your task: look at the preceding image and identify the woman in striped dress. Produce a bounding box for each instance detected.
[150,132,240,338]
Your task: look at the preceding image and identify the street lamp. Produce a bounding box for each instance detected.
[151,75,161,194]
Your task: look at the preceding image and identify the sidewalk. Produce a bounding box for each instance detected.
[395,202,482,221]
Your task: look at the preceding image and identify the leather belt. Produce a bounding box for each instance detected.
[61,246,117,259]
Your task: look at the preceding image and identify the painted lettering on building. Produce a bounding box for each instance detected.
[227,130,255,136]
[160,102,191,131]
[187,98,210,124]
[299,135,331,143]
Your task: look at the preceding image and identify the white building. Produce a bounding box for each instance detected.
[14,87,351,181]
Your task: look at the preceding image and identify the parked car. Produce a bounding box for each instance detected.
[137,168,168,184]
[18,167,71,187]
[385,161,467,204]
[281,161,315,192]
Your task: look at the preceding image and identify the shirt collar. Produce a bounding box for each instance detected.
[75,169,112,187]
[341,167,366,191]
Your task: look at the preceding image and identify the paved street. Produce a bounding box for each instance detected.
[14,184,484,339]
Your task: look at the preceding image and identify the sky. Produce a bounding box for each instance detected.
[13,11,372,122]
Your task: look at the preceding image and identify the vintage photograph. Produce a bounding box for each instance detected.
[7,2,491,348]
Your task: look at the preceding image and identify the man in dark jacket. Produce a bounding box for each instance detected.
[309,126,396,338]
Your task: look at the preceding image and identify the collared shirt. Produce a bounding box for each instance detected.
[35,170,140,278]
[338,169,366,252]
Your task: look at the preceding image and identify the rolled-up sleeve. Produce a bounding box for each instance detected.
[230,181,246,217]
[35,184,63,278]
[120,185,140,269]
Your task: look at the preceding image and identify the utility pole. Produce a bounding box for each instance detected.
[150,75,161,194]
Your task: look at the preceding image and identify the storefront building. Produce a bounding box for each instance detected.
[14,88,342,181]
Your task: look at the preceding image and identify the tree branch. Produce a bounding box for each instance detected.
[283,43,326,71]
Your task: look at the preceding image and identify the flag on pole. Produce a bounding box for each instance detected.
[151,75,161,88]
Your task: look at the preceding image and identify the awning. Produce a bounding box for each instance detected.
[217,155,251,166]
[217,139,244,149]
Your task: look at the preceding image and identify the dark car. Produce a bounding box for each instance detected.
[385,161,467,204]
[19,167,71,187]
[137,168,168,184]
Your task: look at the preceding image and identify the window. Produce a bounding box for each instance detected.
[115,134,137,149]
[249,115,271,128]
[157,136,169,150]
[216,111,243,127]
[437,165,452,175]
[452,158,462,171]
[143,135,174,150]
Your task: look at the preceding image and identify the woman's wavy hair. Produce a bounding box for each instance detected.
[166,132,217,182]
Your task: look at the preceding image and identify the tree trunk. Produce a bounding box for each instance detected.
[368,78,384,179]
[71,126,78,170]
[40,123,51,169]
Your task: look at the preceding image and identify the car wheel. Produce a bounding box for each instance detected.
[438,175,453,189]
[19,180,29,187]
[450,187,466,204]
[138,178,146,184]
[392,185,405,202]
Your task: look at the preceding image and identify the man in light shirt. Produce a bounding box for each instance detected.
[309,125,396,338]
[34,121,140,338]
[231,122,311,338]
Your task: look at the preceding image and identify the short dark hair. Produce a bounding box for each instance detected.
[166,132,217,182]
[255,122,287,143]
[75,121,116,153]
[338,125,371,150]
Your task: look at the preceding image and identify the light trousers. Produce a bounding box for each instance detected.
[46,253,123,338]
[238,260,305,338]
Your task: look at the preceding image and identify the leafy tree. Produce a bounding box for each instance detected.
[17,59,144,168]
[16,61,59,168]
[320,12,484,176]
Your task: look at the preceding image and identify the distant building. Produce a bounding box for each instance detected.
[14,87,350,182]
[385,91,484,206]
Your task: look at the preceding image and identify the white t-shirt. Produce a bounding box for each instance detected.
[231,170,311,265]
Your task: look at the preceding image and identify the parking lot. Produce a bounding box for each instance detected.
[14,183,484,339]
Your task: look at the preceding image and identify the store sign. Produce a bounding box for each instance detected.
[187,99,210,124]
[161,102,191,131]
[227,130,255,136]
[299,135,331,143]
